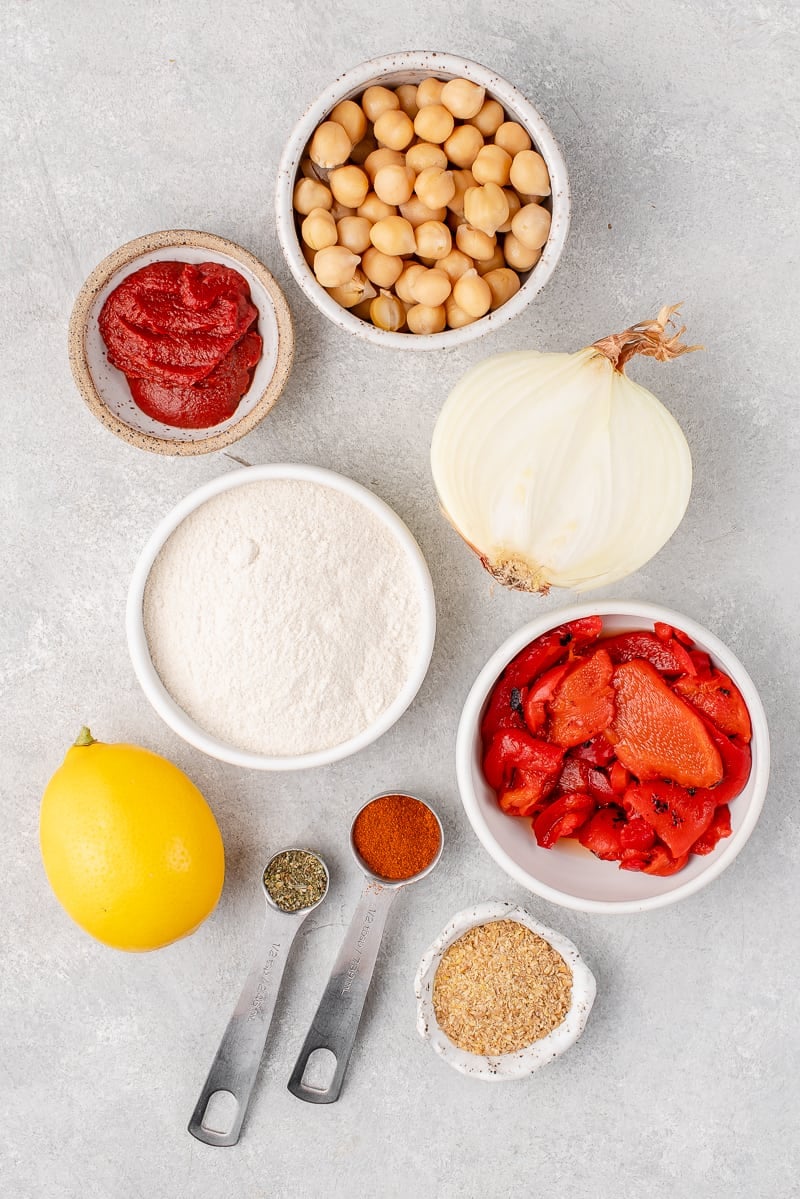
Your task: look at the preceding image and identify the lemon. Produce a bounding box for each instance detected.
[40,727,224,951]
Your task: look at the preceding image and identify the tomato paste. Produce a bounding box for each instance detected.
[98,261,262,429]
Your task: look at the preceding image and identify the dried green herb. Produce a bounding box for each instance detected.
[264,850,327,913]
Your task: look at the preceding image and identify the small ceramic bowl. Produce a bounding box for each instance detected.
[457,601,770,915]
[275,51,570,350]
[415,901,596,1081]
[68,229,294,455]
[126,463,436,770]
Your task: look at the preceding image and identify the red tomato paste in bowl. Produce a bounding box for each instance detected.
[98,261,262,429]
[480,616,752,877]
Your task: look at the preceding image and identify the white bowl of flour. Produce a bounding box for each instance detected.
[127,465,436,770]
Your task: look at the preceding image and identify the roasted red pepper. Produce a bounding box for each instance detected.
[482,616,752,878]
[522,663,571,733]
[691,805,732,854]
[504,617,603,689]
[548,648,615,748]
[483,729,564,792]
[577,808,625,859]
[533,793,596,848]
[623,780,716,858]
[673,669,752,742]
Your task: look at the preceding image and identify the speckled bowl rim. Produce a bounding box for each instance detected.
[67,229,295,456]
[415,901,596,1080]
[456,601,771,915]
[126,463,437,770]
[275,51,570,350]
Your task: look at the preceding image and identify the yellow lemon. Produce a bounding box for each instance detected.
[40,727,224,951]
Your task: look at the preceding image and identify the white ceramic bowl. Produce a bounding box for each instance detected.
[126,464,436,769]
[457,601,770,914]
[68,230,294,455]
[275,51,570,350]
[415,901,596,1080]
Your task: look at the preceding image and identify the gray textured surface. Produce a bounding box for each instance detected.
[2,2,799,1196]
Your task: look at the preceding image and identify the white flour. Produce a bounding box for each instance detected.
[143,478,425,755]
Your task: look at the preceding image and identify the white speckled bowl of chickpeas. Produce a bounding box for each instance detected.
[275,52,570,348]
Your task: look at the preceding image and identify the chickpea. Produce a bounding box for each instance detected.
[395,83,419,119]
[497,188,521,233]
[413,104,454,144]
[351,297,375,321]
[471,144,512,187]
[445,294,477,329]
[475,244,505,275]
[361,84,400,123]
[440,77,486,119]
[446,169,476,217]
[416,77,445,108]
[313,245,360,288]
[374,164,416,206]
[358,192,396,223]
[438,248,475,281]
[414,165,456,210]
[374,109,415,151]
[370,290,406,331]
[409,267,452,307]
[443,124,484,169]
[405,142,448,173]
[414,219,452,260]
[294,177,333,215]
[329,201,356,221]
[337,215,373,254]
[395,262,427,303]
[453,268,492,318]
[399,196,447,228]
[455,223,497,261]
[464,183,509,236]
[406,303,446,334]
[350,134,378,165]
[494,121,532,157]
[370,214,416,256]
[364,147,405,182]
[483,266,521,309]
[509,149,551,196]
[301,207,338,251]
[468,98,505,137]
[309,121,352,169]
[329,99,367,145]
[510,202,552,249]
[361,246,404,288]
[301,240,316,269]
[329,164,369,209]
[327,268,375,309]
[503,232,543,271]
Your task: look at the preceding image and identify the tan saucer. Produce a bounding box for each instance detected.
[68,229,294,456]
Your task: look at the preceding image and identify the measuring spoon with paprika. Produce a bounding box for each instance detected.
[189,848,329,1145]
[288,793,443,1104]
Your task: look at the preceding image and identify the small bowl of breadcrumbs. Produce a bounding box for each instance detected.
[414,900,596,1080]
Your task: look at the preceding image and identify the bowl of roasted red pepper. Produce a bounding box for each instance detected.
[457,601,769,913]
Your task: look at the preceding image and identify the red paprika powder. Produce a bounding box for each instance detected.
[352,794,441,882]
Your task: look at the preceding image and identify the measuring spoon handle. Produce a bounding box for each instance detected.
[288,881,398,1104]
[189,909,304,1146]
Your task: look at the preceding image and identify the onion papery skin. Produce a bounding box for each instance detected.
[430,348,692,593]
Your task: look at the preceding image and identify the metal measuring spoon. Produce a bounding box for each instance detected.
[189,848,329,1146]
[287,793,443,1104]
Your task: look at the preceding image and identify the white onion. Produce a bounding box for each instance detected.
[431,305,698,592]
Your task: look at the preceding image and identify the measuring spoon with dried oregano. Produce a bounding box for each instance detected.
[189,848,329,1146]
[288,793,443,1105]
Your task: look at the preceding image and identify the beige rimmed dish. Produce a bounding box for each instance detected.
[68,229,294,455]
[415,901,596,1081]
[275,51,570,350]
